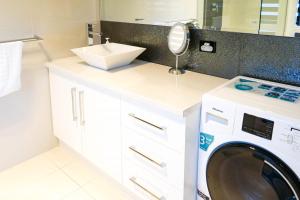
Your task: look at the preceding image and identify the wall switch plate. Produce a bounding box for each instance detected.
[200,41,216,53]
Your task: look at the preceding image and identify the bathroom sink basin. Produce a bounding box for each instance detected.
[71,43,146,70]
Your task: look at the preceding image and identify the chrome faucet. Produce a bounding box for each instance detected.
[105,37,110,44]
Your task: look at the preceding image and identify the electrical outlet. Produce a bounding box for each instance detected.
[199,41,216,53]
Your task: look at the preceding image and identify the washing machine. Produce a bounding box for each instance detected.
[197,76,300,200]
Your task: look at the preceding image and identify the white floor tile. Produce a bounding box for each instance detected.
[3,153,58,179]
[23,170,80,200]
[61,159,100,186]
[0,153,59,199]
[62,189,95,200]
[83,178,137,200]
[43,145,78,168]
[0,146,139,200]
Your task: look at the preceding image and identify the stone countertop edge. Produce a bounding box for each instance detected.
[46,57,228,117]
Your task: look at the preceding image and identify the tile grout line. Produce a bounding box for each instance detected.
[59,166,97,200]
[41,147,89,199]
[81,187,98,200]
[40,147,135,200]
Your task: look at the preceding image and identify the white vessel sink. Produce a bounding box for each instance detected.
[71,43,146,70]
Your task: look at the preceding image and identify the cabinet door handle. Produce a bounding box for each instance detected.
[129,146,166,168]
[79,91,85,126]
[129,177,165,200]
[71,88,77,121]
[128,113,166,132]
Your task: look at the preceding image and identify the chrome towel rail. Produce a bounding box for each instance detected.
[0,35,43,44]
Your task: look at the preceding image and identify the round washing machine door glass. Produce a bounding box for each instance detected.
[206,143,300,200]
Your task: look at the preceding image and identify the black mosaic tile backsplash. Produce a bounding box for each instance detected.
[101,21,300,86]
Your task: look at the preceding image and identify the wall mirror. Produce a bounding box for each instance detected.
[101,0,300,37]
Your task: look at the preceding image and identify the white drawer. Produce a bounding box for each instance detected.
[123,128,184,188]
[123,162,183,200]
[121,101,186,152]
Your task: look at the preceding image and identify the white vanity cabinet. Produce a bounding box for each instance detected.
[121,99,200,200]
[49,70,200,199]
[49,72,122,182]
[47,57,226,200]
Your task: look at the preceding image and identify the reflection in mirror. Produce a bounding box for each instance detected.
[203,0,262,33]
[260,0,287,35]
[101,0,198,26]
[203,0,289,36]
[101,0,300,37]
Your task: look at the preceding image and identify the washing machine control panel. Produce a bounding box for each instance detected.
[242,113,274,140]
[277,126,300,153]
[229,78,300,103]
[236,108,300,155]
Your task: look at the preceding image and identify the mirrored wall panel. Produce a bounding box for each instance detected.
[101,0,300,37]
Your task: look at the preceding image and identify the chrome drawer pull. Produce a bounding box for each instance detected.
[128,113,166,132]
[129,146,166,168]
[129,177,165,200]
[71,88,77,121]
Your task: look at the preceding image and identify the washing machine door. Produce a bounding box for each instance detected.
[206,143,300,200]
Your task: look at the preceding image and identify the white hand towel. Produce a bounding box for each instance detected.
[0,41,23,98]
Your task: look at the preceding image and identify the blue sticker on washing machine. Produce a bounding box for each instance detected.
[199,133,214,151]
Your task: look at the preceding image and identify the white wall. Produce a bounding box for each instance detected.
[0,0,100,171]
[32,0,100,58]
[0,0,34,41]
[0,43,55,172]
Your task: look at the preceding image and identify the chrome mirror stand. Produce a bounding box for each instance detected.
[167,22,190,75]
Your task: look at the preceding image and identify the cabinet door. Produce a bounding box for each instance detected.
[82,86,122,182]
[49,73,82,153]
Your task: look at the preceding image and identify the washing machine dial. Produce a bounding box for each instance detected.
[291,128,300,152]
[292,128,300,141]
[279,132,293,144]
[286,134,294,144]
[279,129,297,145]
[277,127,300,154]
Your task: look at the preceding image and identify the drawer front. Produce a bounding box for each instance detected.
[123,128,184,188]
[121,101,186,152]
[123,162,183,200]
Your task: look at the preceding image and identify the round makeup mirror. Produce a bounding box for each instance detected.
[168,22,190,75]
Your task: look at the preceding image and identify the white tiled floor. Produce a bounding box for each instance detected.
[0,146,139,200]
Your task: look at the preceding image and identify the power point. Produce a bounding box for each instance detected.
[200,41,216,53]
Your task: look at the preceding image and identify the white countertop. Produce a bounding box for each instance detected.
[47,57,227,116]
